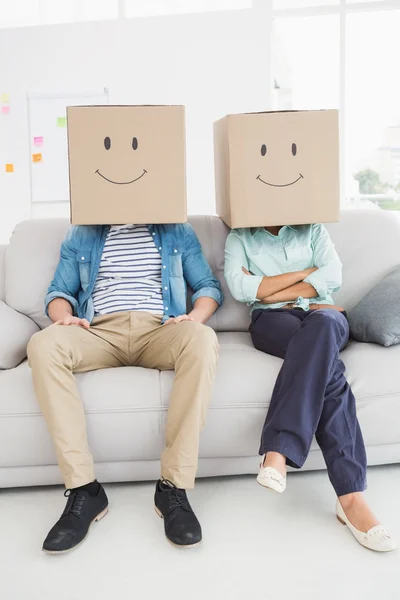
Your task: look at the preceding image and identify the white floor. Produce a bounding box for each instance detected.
[1,466,399,600]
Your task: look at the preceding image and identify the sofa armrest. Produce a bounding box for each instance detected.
[0,245,6,302]
[0,300,40,369]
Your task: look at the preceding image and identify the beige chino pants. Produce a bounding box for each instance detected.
[27,312,219,490]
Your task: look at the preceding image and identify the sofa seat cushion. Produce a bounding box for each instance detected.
[183,331,281,458]
[340,341,400,447]
[1,336,399,469]
[0,362,163,468]
[161,333,400,457]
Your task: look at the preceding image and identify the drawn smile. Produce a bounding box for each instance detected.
[95,169,147,185]
[256,174,304,187]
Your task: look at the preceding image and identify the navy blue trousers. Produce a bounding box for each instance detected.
[250,308,367,497]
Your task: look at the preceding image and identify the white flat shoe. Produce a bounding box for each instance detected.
[336,500,396,552]
[257,461,286,494]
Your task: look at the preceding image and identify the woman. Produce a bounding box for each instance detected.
[225,222,396,552]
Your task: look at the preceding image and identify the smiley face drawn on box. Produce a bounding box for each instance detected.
[256,141,303,188]
[95,133,147,185]
[67,105,187,225]
[214,110,339,228]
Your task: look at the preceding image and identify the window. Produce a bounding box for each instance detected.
[272,16,340,111]
[124,0,252,19]
[42,0,119,25]
[0,0,41,28]
[0,0,118,29]
[0,0,251,28]
[272,0,400,212]
[346,10,400,210]
[273,0,338,8]
[347,0,386,4]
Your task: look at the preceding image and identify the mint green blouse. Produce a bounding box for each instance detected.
[224,224,342,312]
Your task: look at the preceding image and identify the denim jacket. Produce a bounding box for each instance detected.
[46,223,223,323]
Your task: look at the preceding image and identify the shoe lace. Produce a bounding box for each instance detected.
[163,481,190,512]
[62,489,86,518]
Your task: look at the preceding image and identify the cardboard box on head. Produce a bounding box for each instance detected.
[67,105,187,225]
[214,109,339,229]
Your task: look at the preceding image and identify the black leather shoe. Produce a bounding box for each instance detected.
[42,483,108,554]
[154,479,202,548]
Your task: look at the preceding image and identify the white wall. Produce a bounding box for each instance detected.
[0,5,271,244]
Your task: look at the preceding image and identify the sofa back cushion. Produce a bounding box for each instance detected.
[325,210,400,311]
[188,216,250,331]
[5,210,400,331]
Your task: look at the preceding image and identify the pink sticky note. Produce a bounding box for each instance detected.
[1,106,10,115]
[33,136,44,146]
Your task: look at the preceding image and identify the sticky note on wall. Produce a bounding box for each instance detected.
[1,106,10,115]
[1,93,9,103]
[6,164,14,173]
[33,136,44,146]
[32,153,43,163]
[57,116,67,127]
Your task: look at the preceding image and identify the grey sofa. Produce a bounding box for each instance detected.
[1,210,400,488]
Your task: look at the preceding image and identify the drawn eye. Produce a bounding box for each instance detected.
[261,144,267,156]
[132,137,138,150]
[292,143,297,156]
[104,137,111,150]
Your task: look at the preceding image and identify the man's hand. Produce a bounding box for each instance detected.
[164,314,196,326]
[165,298,219,325]
[55,315,90,329]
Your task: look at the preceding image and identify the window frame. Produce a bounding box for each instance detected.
[268,0,400,204]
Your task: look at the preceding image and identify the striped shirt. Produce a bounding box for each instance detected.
[92,224,164,315]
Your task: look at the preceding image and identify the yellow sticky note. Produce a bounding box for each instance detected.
[1,93,9,103]
[6,164,14,173]
[57,116,67,128]
[32,153,43,163]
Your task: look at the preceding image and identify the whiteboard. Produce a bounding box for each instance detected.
[28,89,109,204]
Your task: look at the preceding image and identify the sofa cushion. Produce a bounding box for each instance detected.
[5,211,400,331]
[347,265,400,346]
[1,336,399,469]
[188,216,251,332]
[161,333,400,457]
[0,301,39,369]
[325,210,400,311]
[340,341,400,446]
[0,362,163,468]
[6,219,69,329]
[4,216,252,333]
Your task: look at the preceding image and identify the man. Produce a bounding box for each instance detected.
[28,102,223,553]
[27,221,222,553]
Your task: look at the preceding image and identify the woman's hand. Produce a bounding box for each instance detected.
[259,297,274,305]
[243,266,318,278]
[257,302,345,310]
[309,304,345,312]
